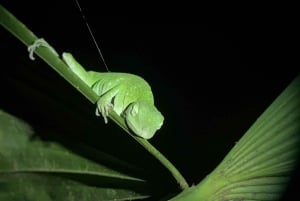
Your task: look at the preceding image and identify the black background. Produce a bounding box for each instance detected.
[0,1,299,200]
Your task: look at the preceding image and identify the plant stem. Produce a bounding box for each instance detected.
[0,5,189,190]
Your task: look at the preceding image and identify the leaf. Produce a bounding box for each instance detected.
[170,74,300,201]
[0,110,150,200]
[0,173,148,201]
[198,74,300,200]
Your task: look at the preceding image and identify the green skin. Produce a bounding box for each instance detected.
[28,39,163,139]
[62,53,164,139]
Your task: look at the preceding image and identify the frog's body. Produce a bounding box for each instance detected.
[63,53,164,139]
[86,72,154,115]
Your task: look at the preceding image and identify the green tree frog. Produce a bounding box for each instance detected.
[28,39,164,139]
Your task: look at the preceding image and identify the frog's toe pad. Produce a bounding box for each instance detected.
[96,102,113,124]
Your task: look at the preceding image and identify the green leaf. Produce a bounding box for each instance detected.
[0,173,148,201]
[0,110,150,200]
[170,74,300,200]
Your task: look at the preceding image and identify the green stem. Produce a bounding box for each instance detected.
[0,5,188,190]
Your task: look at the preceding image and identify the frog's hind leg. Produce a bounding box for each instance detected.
[27,38,58,60]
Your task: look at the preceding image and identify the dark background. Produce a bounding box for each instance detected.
[1,1,299,200]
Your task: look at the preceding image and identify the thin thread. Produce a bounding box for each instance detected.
[75,0,110,72]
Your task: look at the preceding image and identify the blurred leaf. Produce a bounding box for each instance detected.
[0,173,148,201]
[0,110,150,200]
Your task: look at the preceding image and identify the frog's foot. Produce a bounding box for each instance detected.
[95,101,113,124]
[27,38,58,60]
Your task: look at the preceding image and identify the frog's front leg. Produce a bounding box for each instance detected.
[92,83,120,123]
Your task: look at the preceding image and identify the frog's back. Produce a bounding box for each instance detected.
[87,71,154,104]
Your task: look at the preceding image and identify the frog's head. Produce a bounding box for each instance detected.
[124,101,164,139]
